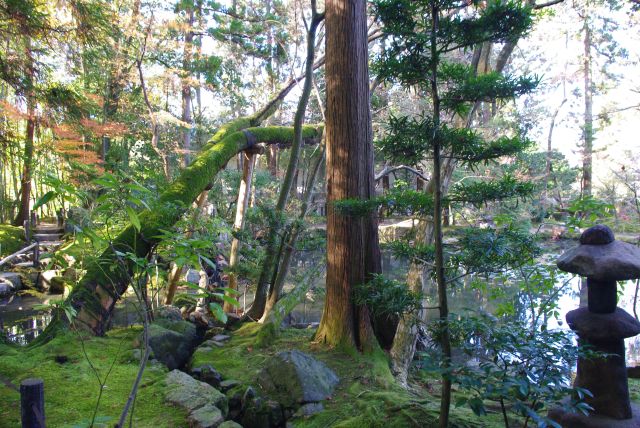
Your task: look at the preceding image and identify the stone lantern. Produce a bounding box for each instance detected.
[553,224,640,427]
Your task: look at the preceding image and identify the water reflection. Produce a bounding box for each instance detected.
[4,240,640,367]
[0,294,53,345]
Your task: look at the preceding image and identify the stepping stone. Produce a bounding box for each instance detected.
[33,233,61,242]
[212,334,231,342]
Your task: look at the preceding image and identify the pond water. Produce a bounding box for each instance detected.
[0,294,53,345]
[3,238,640,367]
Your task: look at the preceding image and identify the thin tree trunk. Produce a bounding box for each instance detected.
[260,143,325,323]
[164,189,209,305]
[389,15,523,386]
[224,150,257,312]
[581,11,593,197]
[246,4,323,321]
[137,30,169,179]
[544,98,567,203]
[14,37,35,227]
[181,6,195,167]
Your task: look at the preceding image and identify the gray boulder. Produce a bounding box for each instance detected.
[219,422,243,428]
[241,397,284,428]
[148,319,199,370]
[0,281,14,297]
[165,369,228,418]
[154,305,183,321]
[257,350,339,408]
[189,404,224,428]
[0,272,21,290]
[191,364,223,388]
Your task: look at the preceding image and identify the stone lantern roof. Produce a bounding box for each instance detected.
[557,224,640,281]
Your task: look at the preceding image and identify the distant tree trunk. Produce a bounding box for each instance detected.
[390,218,433,384]
[260,143,326,323]
[314,0,377,351]
[101,0,141,163]
[14,37,35,227]
[164,189,209,305]
[544,98,567,204]
[181,6,195,167]
[267,146,278,176]
[581,14,593,197]
[224,150,257,313]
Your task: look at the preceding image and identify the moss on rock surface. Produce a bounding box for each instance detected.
[0,328,187,427]
[190,323,501,427]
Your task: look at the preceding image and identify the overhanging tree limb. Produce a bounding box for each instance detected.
[59,125,322,336]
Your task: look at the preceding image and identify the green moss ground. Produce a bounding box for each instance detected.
[191,323,503,428]
[0,224,25,257]
[0,328,187,427]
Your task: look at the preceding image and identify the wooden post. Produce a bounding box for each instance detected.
[30,211,36,227]
[24,220,31,242]
[33,244,40,268]
[57,209,64,227]
[20,378,45,428]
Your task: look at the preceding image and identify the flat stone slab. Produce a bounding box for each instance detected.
[188,404,224,428]
[212,334,230,342]
[165,369,228,417]
[566,308,640,340]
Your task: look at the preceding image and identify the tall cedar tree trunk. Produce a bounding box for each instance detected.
[314,0,378,351]
[14,37,35,227]
[246,4,323,321]
[582,12,593,197]
[224,150,257,312]
[181,6,195,167]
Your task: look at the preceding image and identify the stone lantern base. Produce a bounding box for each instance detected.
[549,403,640,428]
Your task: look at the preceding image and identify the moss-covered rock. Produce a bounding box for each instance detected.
[257,350,339,408]
[165,369,228,417]
[147,319,199,370]
[189,323,505,428]
[49,276,68,294]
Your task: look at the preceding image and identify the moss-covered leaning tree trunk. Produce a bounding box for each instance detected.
[64,124,322,336]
